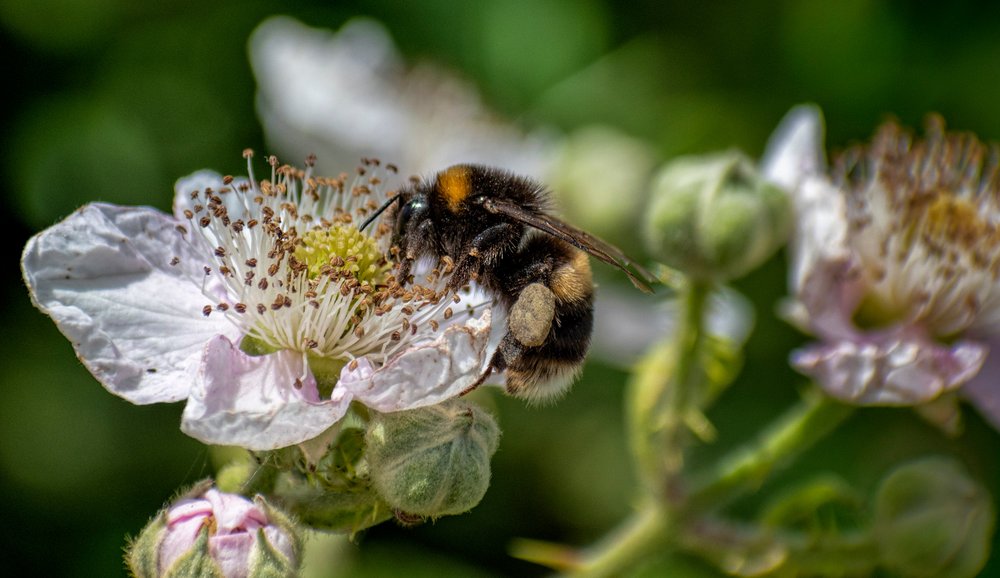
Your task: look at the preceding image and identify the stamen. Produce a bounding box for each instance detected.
[177,154,463,372]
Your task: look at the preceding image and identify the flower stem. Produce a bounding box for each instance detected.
[685,388,854,512]
[571,503,674,578]
[658,280,712,482]
[570,389,853,577]
[681,516,880,576]
[240,452,282,497]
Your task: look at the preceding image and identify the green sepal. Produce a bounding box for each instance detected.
[276,481,393,536]
[162,526,225,578]
[125,511,167,578]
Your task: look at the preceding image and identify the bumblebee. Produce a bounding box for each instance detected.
[361,164,654,402]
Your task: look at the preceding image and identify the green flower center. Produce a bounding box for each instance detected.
[294,226,389,285]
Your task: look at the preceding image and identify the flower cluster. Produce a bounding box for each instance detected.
[22,153,492,450]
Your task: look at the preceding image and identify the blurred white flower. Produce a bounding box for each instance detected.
[22,155,492,450]
[249,16,557,179]
[764,105,1000,429]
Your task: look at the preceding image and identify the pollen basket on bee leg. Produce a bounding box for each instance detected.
[508,283,555,347]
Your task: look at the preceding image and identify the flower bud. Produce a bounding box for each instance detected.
[127,483,302,578]
[365,399,500,519]
[643,150,791,281]
[547,125,658,248]
[874,457,995,578]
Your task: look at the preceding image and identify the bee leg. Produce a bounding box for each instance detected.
[447,222,521,290]
[460,365,494,396]
[394,258,413,285]
[394,221,436,285]
[459,334,516,396]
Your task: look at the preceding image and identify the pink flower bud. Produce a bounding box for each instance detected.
[129,485,301,578]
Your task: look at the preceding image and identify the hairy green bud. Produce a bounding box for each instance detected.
[365,400,500,519]
[874,456,995,578]
[644,150,791,281]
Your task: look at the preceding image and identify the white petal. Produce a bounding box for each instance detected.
[341,310,492,412]
[249,17,554,178]
[182,336,351,450]
[792,330,988,405]
[21,203,234,404]
[761,104,826,190]
[782,174,867,340]
[763,105,865,338]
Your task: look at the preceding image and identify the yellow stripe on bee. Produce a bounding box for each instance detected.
[437,166,471,212]
[550,249,592,303]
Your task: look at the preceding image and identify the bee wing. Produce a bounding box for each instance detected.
[482,198,656,293]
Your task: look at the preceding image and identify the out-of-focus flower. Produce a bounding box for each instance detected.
[22,154,492,450]
[128,485,302,578]
[547,125,658,246]
[644,150,792,282]
[764,105,1000,428]
[249,16,557,179]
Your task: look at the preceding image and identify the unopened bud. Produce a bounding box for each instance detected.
[874,457,995,578]
[548,125,657,247]
[365,399,500,519]
[643,151,791,281]
[127,482,302,578]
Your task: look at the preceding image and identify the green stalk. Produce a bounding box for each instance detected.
[572,503,674,578]
[680,516,880,576]
[570,389,853,577]
[660,281,712,477]
[685,389,854,513]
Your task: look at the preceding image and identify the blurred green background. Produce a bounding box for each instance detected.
[4,1,1000,576]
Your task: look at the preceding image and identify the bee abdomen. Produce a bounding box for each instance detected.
[497,240,595,402]
[503,292,593,402]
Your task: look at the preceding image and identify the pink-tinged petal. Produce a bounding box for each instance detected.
[780,173,868,340]
[167,499,214,525]
[793,331,988,405]
[762,106,868,338]
[203,489,267,533]
[210,534,255,578]
[341,311,492,412]
[21,203,234,404]
[181,336,352,450]
[161,499,213,573]
[961,341,1000,431]
[787,238,866,340]
[761,104,826,191]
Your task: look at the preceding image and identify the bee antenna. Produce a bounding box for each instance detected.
[359,194,402,231]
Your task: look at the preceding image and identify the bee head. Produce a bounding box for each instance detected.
[391,190,430,250]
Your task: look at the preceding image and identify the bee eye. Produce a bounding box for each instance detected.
[397,199,427,236]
